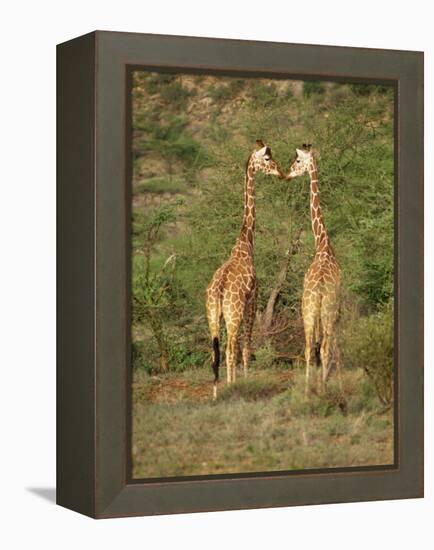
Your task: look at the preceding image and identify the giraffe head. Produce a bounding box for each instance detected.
[286,144,314,180]
[250,139,284,178]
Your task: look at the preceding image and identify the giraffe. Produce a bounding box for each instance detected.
[286,145,342,395]
[206,140,283,399]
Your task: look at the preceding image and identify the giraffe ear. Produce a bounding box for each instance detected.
[296,148,305,157]
[255,139,265,149]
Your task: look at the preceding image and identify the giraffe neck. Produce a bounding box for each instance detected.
[308,160,329,250]
[238,159,256,250]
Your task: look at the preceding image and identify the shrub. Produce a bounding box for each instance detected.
[248,81,279,105]
[135,176,187,196]
[253,342,279,369]
[144,73,176,95]
[278,387,343,418]
[350,83,392,96]
[303,81,326,97]
[219,377,282,402]
[208,79,245,103]
[160,81,193,109]
[282,86,294,100]
[167,346,208,372]
[342,302,394,406]
[132,340,155,374]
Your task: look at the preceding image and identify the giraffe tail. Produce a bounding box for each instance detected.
[212,337,220,382]
[314,293,322,367]
[315,342,321,367]
[212,337,220,400]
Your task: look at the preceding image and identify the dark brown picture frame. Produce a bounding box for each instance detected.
[57,30,424,519]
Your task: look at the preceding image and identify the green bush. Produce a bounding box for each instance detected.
[248,81,279,105]
[303,81,326,97]
[144,73,176,95]
[342,302,394,406]
[282,86,293,100]
[278,386,344,418]
[350,83,392,96]
[160,81,193,109]
[135,176,187,196]
[219,377,282,402]
[208,79,245,102]
[253,342,279,369]
[167,346,207,372]
[132,340,155,374]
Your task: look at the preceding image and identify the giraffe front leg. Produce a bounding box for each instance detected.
[242,288,257,377]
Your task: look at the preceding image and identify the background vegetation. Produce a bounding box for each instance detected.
[131,72,394,478]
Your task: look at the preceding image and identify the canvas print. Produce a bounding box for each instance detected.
[130,71,394,479]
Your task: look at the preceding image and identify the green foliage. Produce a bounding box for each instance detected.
[350,83,393,96]
[133,74,208,177]
[144,73,176,95]
[134,176,187,196]
[134,113,206,172]
[352,212,393,305]
[253,342,280,370]
[282,86,294,100]
[160,80,194,108]
[219,377,282,402]
[278,378,346,418]
[132,203,180,372]
[132,340,151,372]
[247,81,279,105]
[207,78,245,102]
[303,81,326,97]
[341,302,394,406]
[167,346,207,372]
[140,72,194,108]
[132,341,207,375]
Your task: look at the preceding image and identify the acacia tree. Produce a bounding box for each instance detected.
[132,204,179,372]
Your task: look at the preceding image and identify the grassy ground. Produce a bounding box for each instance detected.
[132,365,394,478]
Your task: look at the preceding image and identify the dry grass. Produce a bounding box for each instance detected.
[132,366,394,479]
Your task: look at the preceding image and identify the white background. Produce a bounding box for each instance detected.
[1,0,432,548]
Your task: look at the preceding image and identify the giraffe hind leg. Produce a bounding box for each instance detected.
[223,304,243,386]
[302,291,321,397]
[206,289,222,399]
[304,325,315,398]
